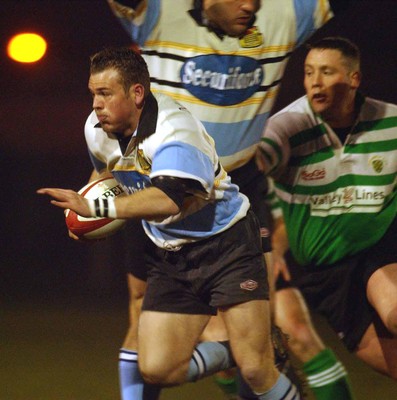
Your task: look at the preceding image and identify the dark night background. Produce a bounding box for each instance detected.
[1,0,397,306]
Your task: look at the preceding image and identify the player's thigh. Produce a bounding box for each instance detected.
[275,287,324,361]
[199,314,229,342]
[264,252,274,288]
[366,263,397,325]
[221,300,272,363]
[123,274,148,348]
[275,287,313,327]
[127,272,147,302]
[138,311,210,371]
[127,273,147,322]
[355,320,397,379]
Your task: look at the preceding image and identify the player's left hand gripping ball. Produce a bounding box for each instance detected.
[65,177,126,240]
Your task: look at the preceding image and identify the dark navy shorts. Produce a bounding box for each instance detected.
[123,157,272,280]
[142,211,270,315]
[121,220,151,280]
[279,218,397,352]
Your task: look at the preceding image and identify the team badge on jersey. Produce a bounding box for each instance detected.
[239,26,263,48]
[369,155,385,173]
[137,149,151,172]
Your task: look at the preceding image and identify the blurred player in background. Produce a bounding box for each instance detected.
[258,36,397,385]
[38,46,302,400]
[106,0,354,399]
[266,178,355,399]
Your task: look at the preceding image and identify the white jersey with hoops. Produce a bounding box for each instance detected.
[108,0,332,171]
[85,92,250,250]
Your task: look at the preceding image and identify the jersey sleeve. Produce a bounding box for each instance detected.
[107,0,161,46]
[141,96,218,199]
[265,177,283,221]
[151,141,214,199]
[294,0,333,46]
[87,149,107,173]
[258,114,292,178]
[259,96,314,177]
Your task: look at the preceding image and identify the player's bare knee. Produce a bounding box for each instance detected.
[239,364,263,388]
[140,360,186,386]
[238,355,278,390]
[286,321,319,356]
[127,274,147,302]
[139,368,165,386]
[130,286,146,302]
[128,286,144,314]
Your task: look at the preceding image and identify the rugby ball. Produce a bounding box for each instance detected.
[65,177,126,240]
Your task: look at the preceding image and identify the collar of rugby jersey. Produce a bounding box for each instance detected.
[312,92,366,134]
[188,0,256,39]
[135,91,158,143]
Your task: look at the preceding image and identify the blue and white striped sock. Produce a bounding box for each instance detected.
[187,341,235,382]
[118,348,161,400]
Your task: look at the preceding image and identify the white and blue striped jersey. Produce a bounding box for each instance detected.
[108,0,332,171]
[85,92,250,249]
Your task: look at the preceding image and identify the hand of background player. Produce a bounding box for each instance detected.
[37,188,91,218]
[272,251,291,284]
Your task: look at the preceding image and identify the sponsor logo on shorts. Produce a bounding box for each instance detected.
[240,279,258,291]
[260,227,270,238]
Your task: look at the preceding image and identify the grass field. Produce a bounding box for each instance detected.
[2,296,396,400]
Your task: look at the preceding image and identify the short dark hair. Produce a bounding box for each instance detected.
[90,47,150,95]
[307,36,361,71]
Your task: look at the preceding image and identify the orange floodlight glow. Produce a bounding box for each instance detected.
[7,33,47,63]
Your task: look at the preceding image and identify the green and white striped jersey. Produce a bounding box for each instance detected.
[260,94,397,266]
